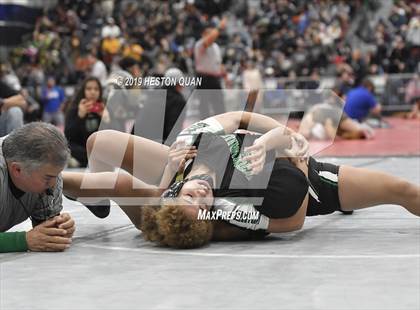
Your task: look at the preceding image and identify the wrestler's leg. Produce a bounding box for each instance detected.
[324,118,338,139]
[299,113,314,139]
[62,171,157,227]
[337,118,364,139]
[338,165,420,216]
[62,171,159,199]
[86,130,169,184]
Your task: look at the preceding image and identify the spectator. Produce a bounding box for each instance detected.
[344,79,381,122]
[4,0,420,116]
[334,70,354,97]
[382,75,407,111]
[101,36,122,67]
[40,76,65,129]
[407,97,420,119]
[101,17,121,39]
[122,39,144,62]
[112,57,142,81]
[88,51,108,87]
[406,16,420,46]
[405,73,420,119]
[64,77,110,167]
[106,57,142,132]
[135,68,187,144]
[349,49,368,86]
[20,88,41,122]
[405,73,420,105]
[162,68,187,144]
[389,36,410,74]
[242,59,264,112]
[100,18,122,66]
[194,18,227,119]
[0,78,26,136]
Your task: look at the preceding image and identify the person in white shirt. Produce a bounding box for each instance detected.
[88,52,108,86]
[101,17,121,39]
[193,18,227,119]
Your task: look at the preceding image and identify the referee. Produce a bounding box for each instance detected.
[194,17,227,119]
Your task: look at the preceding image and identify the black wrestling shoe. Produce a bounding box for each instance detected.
[64,195,111,219]
[339,210,354,215]
[85,200,111,219]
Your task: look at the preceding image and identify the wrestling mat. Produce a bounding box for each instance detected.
[297,117,420,157]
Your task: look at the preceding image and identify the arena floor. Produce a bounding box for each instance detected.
[1,157,419,310]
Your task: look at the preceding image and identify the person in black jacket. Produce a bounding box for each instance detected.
[64,77,110,167]
[162,68,187,144]
[0,80,26,136]
[134,68,187,145]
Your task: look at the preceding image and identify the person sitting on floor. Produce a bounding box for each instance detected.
[300,102,374,140]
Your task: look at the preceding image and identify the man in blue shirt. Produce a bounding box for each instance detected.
[41,77,65,129]
[344,79,381,121]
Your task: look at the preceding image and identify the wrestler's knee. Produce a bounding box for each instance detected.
[391,178,418,202]
[86,132,97,154]
[7,106,24,124]
[87,130,122,154]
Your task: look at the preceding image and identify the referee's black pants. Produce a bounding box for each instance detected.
[195,74,225,119]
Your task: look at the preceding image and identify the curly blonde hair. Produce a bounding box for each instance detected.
[140,204,213,249]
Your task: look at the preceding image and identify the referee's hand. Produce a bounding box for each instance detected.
[26,218,72,252]
[55,213,76,239]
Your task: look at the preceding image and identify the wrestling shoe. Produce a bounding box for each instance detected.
[85,200,111,219]
[339,210,354,215]
[64,195,111,218]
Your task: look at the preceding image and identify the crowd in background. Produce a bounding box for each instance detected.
[5,0,418,84]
